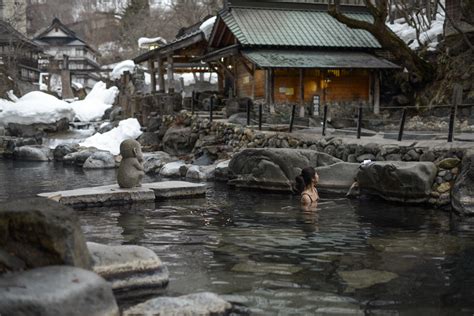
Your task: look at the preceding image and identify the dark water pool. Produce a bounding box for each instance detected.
[1,160,474,315]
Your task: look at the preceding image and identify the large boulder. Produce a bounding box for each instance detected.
[83,151,116,169]
[162,126,198,156]
[315,162,360,195]
[63,148,102,167]
[0,266,119,316]
[228,148,341,192]
[143,151,174,174]
[87,242,169,298]
[0,199,92,273]
[452,150,474,215]
[356,161,437,203]
[160,161,186,178]
[13,145,52,161]
[186,165,216,181]
[53,144,78,161]
[124,292,232,316]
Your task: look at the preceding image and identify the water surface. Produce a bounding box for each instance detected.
[1,160,474,315]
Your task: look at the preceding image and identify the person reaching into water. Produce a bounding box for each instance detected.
[295,167,319,207]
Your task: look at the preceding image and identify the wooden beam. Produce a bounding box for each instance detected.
[251,63,256,99]
[148,59,156,93]
[374,71,380,114]
[238,56,253,75]
[167,55,174,93]
[216,60,234,80]
[157,58,165,93]
[299,68,305,117]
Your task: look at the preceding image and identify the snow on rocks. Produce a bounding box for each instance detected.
[110,60,136,80]
[160,161,186,178]
[0,91,75,127]
[79,118,142,155]
[387,10,445,51]
[70,81,119,121]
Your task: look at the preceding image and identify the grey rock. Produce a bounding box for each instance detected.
[228,148,341,192]
[347,154,358,163]
[163,126,198,156]
[435,176,444,184]
[215,160,230,181]
[160,161,186,178]
[186,165,215,181]
[420,151,436,162]
[403,149,420,161]
[316,162,360,195]
[138,132,160,150]
[438,157,461,169]
[13,145,52,161]
[444,172,454,182]
[98,122,118,134]
[124,292,232,316]
[63,148,100,166]
[357,161,438,203]
[385,153,402,161]
[88,242,169,298]
[452,150,474,215]
[143,151,174,174]
[0,266,119,316]
[0,198,91,271]
[83,151,116,169]
[147,115,162,133]
[53,144,77,161]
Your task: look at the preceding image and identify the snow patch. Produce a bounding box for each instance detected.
[0,91,75,127]
[79,118,142,155]
[200,16,217,40]
[138,36,167,48]
[70,81,119,122]
[110,60,136,80]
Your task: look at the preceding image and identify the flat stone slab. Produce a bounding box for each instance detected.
[38,181,206,207]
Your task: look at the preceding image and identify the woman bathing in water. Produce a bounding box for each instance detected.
[295,167,319,207]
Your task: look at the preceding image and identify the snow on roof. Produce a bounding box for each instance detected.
[110,60,136,80]
[200,16,217,40]
[79,118,142,155]
[138,36,168,48]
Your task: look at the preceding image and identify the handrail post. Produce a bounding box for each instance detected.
[210,96,214,122]
[289,104,296,133]
[356,105,363,139]
[247,99,251,126]
[448,84,463,143]
[398,108,407,141]
[322,105,328,136]
[258,103,263,131]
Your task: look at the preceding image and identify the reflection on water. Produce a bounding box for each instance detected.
[2,160,474,314]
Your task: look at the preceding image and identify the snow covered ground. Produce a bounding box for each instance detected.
[79,118,143,155]
[0,81,118,126]
[387,5,445,51]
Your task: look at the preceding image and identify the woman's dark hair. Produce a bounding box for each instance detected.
[294,166,316,194]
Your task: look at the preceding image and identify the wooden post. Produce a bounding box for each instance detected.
[259,103,263,131]
[251,64,256,100]
[157,58,165,93]
[148,59,156,93]
[246,99,251,126]
[289,104,296,133]
[191,90,196,114]
[357,105,363,139]
[210,96,214,122]
[398,108,407,141]
[299,69,305,118]
[448,84,463,142]
[322,105,328,136]
[374,72,380,115]
[167,55,174,93]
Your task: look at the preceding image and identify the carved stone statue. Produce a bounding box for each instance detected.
[117,139,144,188]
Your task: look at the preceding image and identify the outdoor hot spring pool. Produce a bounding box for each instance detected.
[1,160,474,315]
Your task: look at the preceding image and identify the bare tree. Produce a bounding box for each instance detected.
[328,0,434,85]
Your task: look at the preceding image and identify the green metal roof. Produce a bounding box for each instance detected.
[221,7,381,49]
[243,49,399,69]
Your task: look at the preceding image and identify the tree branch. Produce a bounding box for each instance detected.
[438,1,474,50]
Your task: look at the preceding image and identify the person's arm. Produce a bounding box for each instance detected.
[301,194,312,206]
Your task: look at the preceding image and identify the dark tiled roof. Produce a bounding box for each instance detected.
[221,7,381,49]
[242,49,399,68]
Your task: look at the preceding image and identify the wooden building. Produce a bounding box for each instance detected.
[0,20,42,83]
[34,18,101,91]
[203,0,399,114]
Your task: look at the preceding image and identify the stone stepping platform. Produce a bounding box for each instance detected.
[38,181,206,208]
